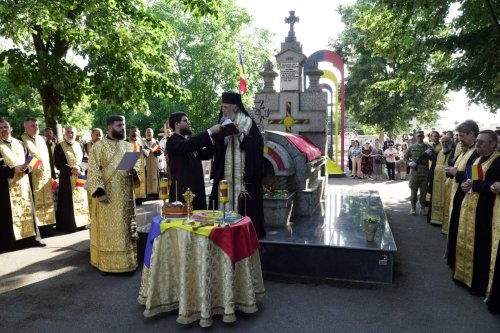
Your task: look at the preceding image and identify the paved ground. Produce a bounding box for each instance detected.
[1,176,500,332]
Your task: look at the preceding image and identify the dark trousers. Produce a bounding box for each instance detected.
[386,162,395,180]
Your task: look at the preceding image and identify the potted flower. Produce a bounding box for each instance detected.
[263,185,295,227]
[364,215,380,242]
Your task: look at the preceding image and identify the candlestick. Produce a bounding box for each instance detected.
[182,188,195,222]
[219,180,229,204]
[159,178,169,200]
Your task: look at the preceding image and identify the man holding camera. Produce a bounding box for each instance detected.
[404,130,433,215]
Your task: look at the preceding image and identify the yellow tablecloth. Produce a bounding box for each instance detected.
[137,227,265,327]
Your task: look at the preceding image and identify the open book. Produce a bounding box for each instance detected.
[116,152,141,171]
[212,119,240,140]
[220,119,240,136]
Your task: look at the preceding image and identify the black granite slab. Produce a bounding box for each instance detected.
[260,188,397,283]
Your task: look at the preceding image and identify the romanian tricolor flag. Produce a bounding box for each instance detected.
[466,164,484,181]
[133,142,141,152]
[52,179,58,190]
[238,50,247,93]
[76,175,87,187]
[25,155,42,169]
[151,143,161,153]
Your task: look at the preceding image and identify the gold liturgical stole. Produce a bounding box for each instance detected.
[60,141,90,228]
[487,195,500,298]
[0,139,36,239]
[454,152,499,287]
[21,133,55,226]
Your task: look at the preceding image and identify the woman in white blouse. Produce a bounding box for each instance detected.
[383,141,397,180]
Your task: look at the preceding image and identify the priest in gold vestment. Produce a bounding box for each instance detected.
[54,125,90,232]
[454,130,500,296]
[487,182,500,313]
[445,120,479,270]
[126,126,147,201]
[87,115,141,273]
[143,128,162,199]
[0,119,42,251]
[428,136,454,226]
[21,117,56,229]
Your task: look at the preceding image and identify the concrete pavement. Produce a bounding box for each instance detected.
[1,176,499,332]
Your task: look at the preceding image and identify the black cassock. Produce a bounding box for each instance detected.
[447,150,479,270]
[465,155,500,295]
[490,241,500,314]
[0,143,37,251]
[208,121,266,239]
[166,131,213,210]
[53,142,85,232]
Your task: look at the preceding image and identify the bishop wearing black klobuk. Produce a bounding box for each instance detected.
[166,112,218,210]
[208,91,266,239]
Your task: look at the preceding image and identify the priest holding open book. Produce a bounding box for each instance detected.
[87,115,142,274]
[208,91,266,239]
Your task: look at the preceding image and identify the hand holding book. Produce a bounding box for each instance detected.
[220,119,240,136]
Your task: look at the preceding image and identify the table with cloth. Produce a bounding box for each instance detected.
[137,213,265,327]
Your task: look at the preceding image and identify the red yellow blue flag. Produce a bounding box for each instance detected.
[151,143,161,153]
[133,142,140,152]
[466,164,484,181]
[25,155,42,169]
[76,175,87,187]
[239,50,247,94]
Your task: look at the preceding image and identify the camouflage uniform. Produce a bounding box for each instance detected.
[404,138,432,215]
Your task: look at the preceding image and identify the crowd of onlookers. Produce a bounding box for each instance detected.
[347,130,460,180]
[348,124,500,315]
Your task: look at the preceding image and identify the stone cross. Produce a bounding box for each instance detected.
[409,117,418,131]
[285,11,299,38]
[267,101,309,132]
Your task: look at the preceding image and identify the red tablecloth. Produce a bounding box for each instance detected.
[208,216,260,267]
[284,134,323,161]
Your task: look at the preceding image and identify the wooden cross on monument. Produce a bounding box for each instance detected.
[267,101,309,132]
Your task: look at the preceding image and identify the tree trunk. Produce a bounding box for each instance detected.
[39,84,63,131]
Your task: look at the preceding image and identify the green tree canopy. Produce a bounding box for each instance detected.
[89,0,273,136]
[332,2,448,134]
[334,0,499,121]
[0,0,222,130]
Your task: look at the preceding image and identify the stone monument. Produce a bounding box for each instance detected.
[256,11,328,152]
[254,11,328,225]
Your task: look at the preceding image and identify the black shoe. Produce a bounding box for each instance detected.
[36,240,47,247]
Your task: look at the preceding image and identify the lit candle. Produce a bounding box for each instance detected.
[219,180,229,204]
[159,178,169,200]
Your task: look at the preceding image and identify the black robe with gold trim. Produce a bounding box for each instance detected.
[447,148,479,269]
[0,138,37,251]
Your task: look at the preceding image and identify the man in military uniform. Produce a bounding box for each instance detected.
[404,130,433,215]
